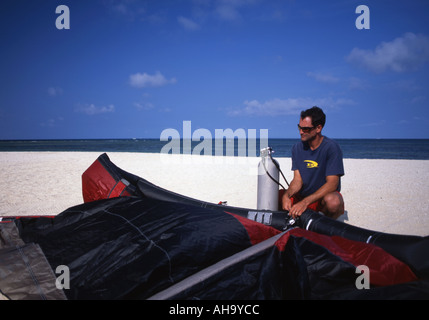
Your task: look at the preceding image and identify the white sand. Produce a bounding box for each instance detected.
[1,152,428,236]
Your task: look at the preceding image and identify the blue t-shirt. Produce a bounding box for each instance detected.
[291,136,344,197]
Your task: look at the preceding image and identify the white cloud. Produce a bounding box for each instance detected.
[48,87,63,96]
[347,33,429,73]
[76,104,115,115]
[105,0,147,20]
[112,3,128,15]
[410,95,426,104]
[133,101,154,110]
[228,97,354,117]
[181,0,260,23]
[177,16,200,30]
[129,71,177,88]
[40,117,64,127]
[214,0,259,21]
[348,77,366,90]
[306,72,339,84]
[230,98,303,116]
[215,4,241,21]
[359,120,386,127]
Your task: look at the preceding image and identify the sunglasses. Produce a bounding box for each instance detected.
[297,124,316,133]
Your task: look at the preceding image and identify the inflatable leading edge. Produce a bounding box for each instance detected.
[82,153,429,279]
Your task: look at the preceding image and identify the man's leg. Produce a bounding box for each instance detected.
[320,192,344,220]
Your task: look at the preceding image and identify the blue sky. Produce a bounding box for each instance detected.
[1,0,429,139]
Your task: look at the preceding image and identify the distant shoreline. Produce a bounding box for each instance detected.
[1,138,429,160]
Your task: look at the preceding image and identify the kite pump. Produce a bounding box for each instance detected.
[257,147,281,211]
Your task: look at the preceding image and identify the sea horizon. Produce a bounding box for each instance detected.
[1,138,429,160]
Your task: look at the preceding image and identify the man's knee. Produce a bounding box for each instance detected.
[321,192,344,218]
[324,192,343,209]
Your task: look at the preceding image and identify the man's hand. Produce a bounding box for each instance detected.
[281,192,292,211]
[289,200,308,219]
[282,191,308,218]
[281,170,303,213]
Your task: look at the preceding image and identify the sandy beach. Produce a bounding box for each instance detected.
[1,151,428,236]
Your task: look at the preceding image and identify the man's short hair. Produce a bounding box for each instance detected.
[301,106,326,128]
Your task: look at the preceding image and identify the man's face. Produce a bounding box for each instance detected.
[298,116,320,142]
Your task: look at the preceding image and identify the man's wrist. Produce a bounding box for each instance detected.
[301,197,312,206]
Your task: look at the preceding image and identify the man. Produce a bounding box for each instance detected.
[281,106,345,219]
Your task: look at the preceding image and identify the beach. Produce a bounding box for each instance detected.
[1,151,428,236]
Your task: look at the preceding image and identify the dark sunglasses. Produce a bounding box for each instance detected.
[297,124,316,133]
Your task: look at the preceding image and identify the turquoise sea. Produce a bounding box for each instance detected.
[0,139,428,160]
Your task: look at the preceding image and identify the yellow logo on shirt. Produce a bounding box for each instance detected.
[304,160,318,168]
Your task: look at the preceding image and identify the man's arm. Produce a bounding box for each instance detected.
[281,170,303,211]
[289,175,340,218]
[301,175,339,207]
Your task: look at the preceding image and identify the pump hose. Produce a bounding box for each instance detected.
[261,153,290,190]
[275,155,290,188]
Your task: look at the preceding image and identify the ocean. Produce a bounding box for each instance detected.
[0,138,429,160]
